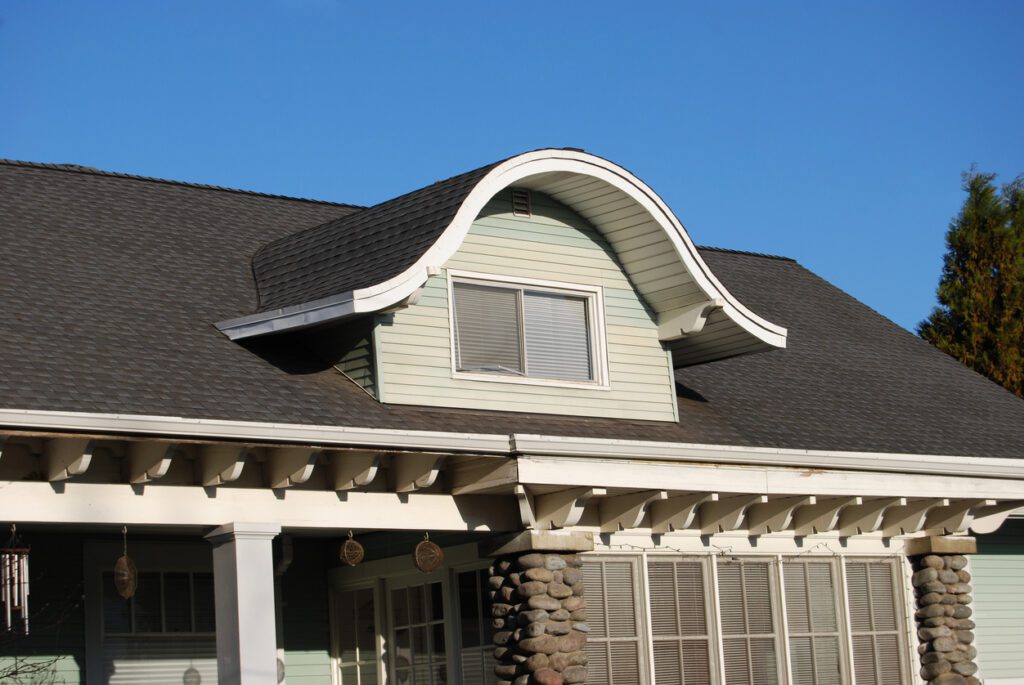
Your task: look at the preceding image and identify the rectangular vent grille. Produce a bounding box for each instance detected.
[511,189,532,217]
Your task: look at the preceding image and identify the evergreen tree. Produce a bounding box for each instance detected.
[918,170,1024,398]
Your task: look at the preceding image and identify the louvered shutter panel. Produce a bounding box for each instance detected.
[716,560,781,685]
[782,560,843,685]
[452,282,523,374]
[646,560,712,685]
[522,291,592,380]
[582,559,643,685]
[844,560,907,685]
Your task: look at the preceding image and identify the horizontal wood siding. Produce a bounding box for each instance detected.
[281,539,333,683]
[0,534,86,684]
[335,328,376,398]
[376,191,677,421]
[973,520,1024,680]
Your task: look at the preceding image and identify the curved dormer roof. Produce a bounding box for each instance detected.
[217,149,787,366]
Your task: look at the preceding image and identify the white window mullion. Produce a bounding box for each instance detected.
[711,556,727,685]
[838,560,857,685]
[641,550,657,684]
[777,556,793,685]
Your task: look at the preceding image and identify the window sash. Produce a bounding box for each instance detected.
[583,557,646,684]
[782,560,845,685]
[843,559,908,685]
[451,277,598,383]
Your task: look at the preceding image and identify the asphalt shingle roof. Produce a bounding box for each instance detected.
[2,159,1023,459]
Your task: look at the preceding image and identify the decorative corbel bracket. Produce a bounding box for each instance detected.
[657,298,726,342]
[969,500,1024,535]
[925,499,994,534]
[45,438,95,481]
[200,444,251,486]
[838,497,906,536]
[599,491,668,532]
[747,496,816,535]
[329,451,381,491]
[700,494,768,534]
[535,487,606,530]
[882,498,949,537]
[129,442,178,484]
[515,485,537,529]
[793,496,863,536]
[650,493,719,534]
[392,454,445,493]
[266,447,320,489]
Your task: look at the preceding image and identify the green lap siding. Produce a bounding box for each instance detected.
[376,190,678,421]
[973,519,1024,681]
[0,534,86,684]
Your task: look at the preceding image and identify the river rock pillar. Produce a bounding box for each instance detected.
[905,535,980,685]
[481,531,595,685]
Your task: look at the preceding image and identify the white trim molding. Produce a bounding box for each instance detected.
[215,149,787,367]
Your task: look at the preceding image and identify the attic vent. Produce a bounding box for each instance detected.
[511,189,532,217]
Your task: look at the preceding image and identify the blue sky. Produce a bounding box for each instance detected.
[2,1,1022,332]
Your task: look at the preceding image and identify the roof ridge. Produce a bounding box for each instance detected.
[696,244,796,262]
[0,158,365,209]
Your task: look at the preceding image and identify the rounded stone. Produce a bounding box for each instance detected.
[532,668,564,685]
[509,572,523,587]
[919,625,952,640]
[525,653,550,672]
[913,567,939,586]
[558,630,587,653]
[957,570,971,583]
[954,619,976,630]
[949,555,969,570]
[922,580,948,594]
[922,652,946,664]
[513,654,528,663]
[573,622,591,633]
[924,616,947,627]
[562,568,582,586]
[921,555,945,569]
[931,675,968,685]
[570,583,585,597]
[519,635,560,655]
[494,616,513,630]
[548,582,573,599]
[952,661,978,676]
[956,630,975,644]
[952,605,972,618]
[966,677,982,685]
[489,575,507,590]
[493,603,514,617]
[938,569,959,584]
[918,642,929,655]
[519,609,550,625]
[550,651,588,671]
[561,597,586,612]
[946,650,967,663]
[528,595,562,612]
[569,609,587,621]
[918,604,947,619]
[545,556,568,571]
[932,636,958,652]
[513,677,529,685]
[940,594,958,605]
[562,666,587,684]
[957,594,973,604]
[920,592,945,605]
[949,583,972,595]
[518,553,546,569]
[494,631,513,646]
[494,646,511,660]
[495,663,520,678]
[519,581,549,598]
[524,568,554,583]
[550,609,570,621]
[921,659,951,679]
[546,620,572,636]
[525,622,547,638]
[500,586,516,602]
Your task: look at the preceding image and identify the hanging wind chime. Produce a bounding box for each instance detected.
[339,530,364,567]
[1,524,30,635]
[413,532,443,573]
[113,525,138,599]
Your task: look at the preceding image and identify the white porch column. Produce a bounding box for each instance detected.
[205,522,282,685]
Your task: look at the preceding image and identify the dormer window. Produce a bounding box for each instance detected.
[448,271,608,387]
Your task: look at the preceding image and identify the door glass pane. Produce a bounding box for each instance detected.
[102,572,131,633]
[192,573,216,632]
[389,579,448,685]
[164,573,192,632]
[132,572,162,632]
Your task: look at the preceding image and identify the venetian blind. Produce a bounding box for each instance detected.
[452,282,523,375]
[783,560,844,685]
[583,559,643,685]
[717,560,781,685]
[647,559,713,685]
[523,291,592,381]
[844,560,906,685]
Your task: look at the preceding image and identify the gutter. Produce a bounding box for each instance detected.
[1,408,1022,480]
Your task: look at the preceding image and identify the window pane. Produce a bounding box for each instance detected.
[457,571,482,648]
[453,282,522,375]
[102,572,132,634]
[164,573,192,632]
[523,290,592,381]
[356,588,377,654]
[192,573,216,632]
[133,572,162,632]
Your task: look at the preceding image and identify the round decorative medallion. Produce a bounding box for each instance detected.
[339,538,365,567]
[114,555,138,599]
[414,539,443,573]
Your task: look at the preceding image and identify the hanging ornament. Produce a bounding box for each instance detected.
[339,531,364,567]
[182,665,201,685]
[114,525,138,600]
[2,524,30,635]
[413,532,443,573]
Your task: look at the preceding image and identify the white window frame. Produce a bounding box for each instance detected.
[446,269,610,390]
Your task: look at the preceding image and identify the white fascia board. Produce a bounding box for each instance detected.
[216,149,787,349]
[0,408,510,454]
[511,434,1024,480]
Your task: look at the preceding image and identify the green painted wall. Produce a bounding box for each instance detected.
[376,190,678,421]
[281,539,334,684]
[0,534,86,684]
[973,519,1024,681]
[333,319,376,398]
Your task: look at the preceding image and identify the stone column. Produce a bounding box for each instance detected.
[481,531,594,685]
[905,536,979,685]
[205,522,282,685]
